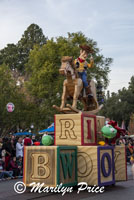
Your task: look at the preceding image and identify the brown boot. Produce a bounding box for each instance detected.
[85,86,93,99]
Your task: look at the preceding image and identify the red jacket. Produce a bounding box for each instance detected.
[106,120,126,144]
[24,137,32,146]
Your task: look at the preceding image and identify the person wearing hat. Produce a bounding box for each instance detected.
[74,45,94,98]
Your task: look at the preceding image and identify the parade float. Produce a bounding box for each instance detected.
[23,45,127,189]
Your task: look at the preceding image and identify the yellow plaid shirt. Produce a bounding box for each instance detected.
[74,58,94,72]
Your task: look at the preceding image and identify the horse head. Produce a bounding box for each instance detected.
[59,56,75,79]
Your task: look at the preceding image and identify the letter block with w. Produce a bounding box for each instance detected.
[57,146,77,186]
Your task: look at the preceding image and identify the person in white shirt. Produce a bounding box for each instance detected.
[16,137,23,158]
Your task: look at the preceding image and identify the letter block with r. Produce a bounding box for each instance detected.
[55,113,97,146]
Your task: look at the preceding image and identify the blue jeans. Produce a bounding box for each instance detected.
[0,171,13,179]
[78,71,88,87]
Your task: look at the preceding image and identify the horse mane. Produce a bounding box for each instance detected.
[61,56,73,64]
[61,56,78,78]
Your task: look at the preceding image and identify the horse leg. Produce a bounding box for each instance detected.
[72,84,79,109]
[60,80,67,109]
[90,80,99,108]
[81,98,87,111]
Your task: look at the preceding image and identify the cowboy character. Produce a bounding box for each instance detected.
[74,45,94,98]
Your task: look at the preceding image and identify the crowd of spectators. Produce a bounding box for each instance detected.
[0,135,37,180]
[115,136,134,163]
[0,132,134,181]
[125,137,134,163]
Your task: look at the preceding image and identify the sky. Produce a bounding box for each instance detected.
[0,0,134,93]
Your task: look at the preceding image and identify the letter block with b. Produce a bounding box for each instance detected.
[55,113,97,146]
[23,146,77,187]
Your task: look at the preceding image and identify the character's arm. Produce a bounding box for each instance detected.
[87,56,94,68]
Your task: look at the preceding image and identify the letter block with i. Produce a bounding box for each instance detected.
[55,113,97,146]
[23,146,77,187]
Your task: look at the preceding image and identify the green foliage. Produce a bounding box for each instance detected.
[0,25,112,136]
[0,64,42,136]
[100,77,134,127]
[0,44,18,70]
[0,23,47,72]
[128,76,134,92]
[0,64,22,135]
[17,23,47,71]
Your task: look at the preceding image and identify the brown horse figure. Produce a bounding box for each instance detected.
[53,56,101,114]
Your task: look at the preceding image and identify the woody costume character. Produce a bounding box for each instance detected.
[74,45,94,98]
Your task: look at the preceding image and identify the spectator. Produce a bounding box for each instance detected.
[105,118,110,125]
[8,157,20,177]
[130,153,134,179]
[0,157,13,180]
[11,135,15,140]
[2,138,13,170]
[1,149,6,158]
[11,135,16,148]
[0,138,3,158]
[16,137,23,159]
[11,139,16,157]
[14,136,18,149]
[32,135,36,144]
[128,142,133,154]
[2,156,6,170]
[16,156,23,176]
[0,158,4,170]
[126,142,133,163]
[23,136,32,146]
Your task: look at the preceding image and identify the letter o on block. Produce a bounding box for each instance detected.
[97,146,115,186]
[101,153,112,177]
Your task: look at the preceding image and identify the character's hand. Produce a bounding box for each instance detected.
[76,62,79,68]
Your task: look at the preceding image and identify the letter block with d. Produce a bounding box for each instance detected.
[77,146,115,186]
[23,146,77,187]
[55,113,97,146]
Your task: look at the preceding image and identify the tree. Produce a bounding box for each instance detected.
[0,64,40,136]
[128,113,134,134]
[17,23,47,72]
[0,23,47,72]
[96,81,105,105]
[100,76,134,128]
[128,76,134,92]
[0,44,18,70]
[0,64,20,135]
